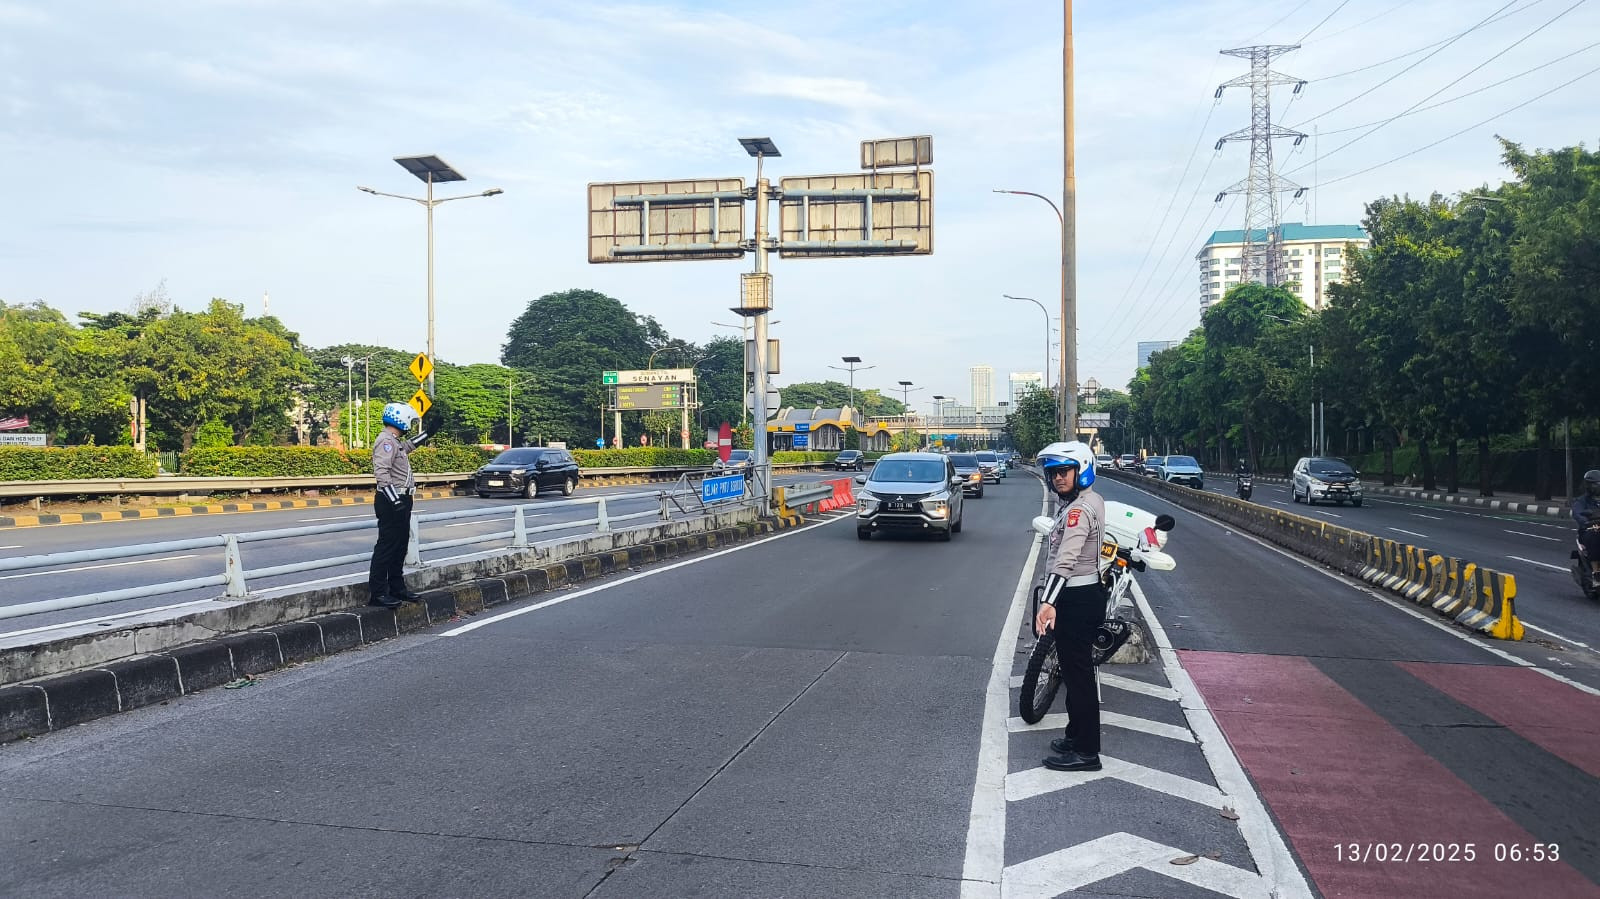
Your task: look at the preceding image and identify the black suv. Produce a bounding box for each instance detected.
[834,450,865,471]
[474,447,581,499]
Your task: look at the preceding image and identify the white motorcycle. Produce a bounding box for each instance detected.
[1017,502,1177,725]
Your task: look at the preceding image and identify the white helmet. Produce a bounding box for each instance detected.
[382,402,419,431]
[1036,440,1096,490]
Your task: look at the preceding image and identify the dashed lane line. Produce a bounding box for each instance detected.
[0,554,198,581]
[1508,555,1570,573]
[1505,529,1560,542]
[1387,527,1429,539]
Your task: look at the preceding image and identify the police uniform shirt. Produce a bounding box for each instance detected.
[1048,489,1107,583]
[372,430,416,491]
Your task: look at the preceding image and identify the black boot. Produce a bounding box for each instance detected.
[1050,735,1074,755]
[1043,750,1102,772]
[368,594,402,609]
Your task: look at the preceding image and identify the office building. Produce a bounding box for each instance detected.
[969,365,995,409]
[1008,371,1044,404]
[1196,222,1369,311]
[1137,341,1180,369]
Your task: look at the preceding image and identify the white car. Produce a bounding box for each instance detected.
[1095,453,1114,472]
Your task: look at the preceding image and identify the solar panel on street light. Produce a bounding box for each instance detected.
[842,356,862,363]
[738,137,781,157]
[394,155,466,183]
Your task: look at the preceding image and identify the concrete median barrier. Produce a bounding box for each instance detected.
[1104,471,1522,641]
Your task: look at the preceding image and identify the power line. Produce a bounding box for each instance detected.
[1311,38,1600,136]
[1238,0,1315,46]
[1314,60,1600,186]
[1290,0,1521,127]
[1306,0,1422,44]
[1288,0,1589,175]
[1307,0,1552,83]
[1297,0,1352,43]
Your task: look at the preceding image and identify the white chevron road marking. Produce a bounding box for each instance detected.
[1002,832,1271,899]
[1005,756,1227,809]
[1007,710,1196,743]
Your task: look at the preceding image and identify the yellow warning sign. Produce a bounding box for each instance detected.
[409,352,433,383]
[408,389,432,418]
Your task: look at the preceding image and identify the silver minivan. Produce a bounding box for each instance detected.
[855,452,966,541]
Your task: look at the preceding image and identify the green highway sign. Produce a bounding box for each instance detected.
[602,371,619,385]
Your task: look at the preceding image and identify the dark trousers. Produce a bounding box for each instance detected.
[1581,526,1600,565]
[1055,582,1109,756]
[369,492,413,599]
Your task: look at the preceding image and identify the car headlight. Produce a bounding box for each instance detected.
[967,472,982,482]
[1307,477,1325,487]
[921,495,949,517]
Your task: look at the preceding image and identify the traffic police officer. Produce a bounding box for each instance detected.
[1034,440,1108,772]
[369,402,427,608]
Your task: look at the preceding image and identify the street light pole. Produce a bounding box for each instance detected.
[994,191,1070,440]
[714,319,781,428]
[1002,295,1051,395]
[896,380,921,449]
[341,356,355,450]
[358,154,503,397]
[829,356,875,418]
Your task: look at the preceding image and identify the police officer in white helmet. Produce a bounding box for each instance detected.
[368,402,429,609]
[1034,441,1108,772]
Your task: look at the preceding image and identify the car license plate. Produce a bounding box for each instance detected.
[890,500,909,511]
[488,480,504,487]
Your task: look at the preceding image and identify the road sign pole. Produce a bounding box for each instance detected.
[751,157,772,509]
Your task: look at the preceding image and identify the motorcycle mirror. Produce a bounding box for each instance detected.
[1031,515,1055,536]
[1140,549,1177,571]
[1154,514,1176,532]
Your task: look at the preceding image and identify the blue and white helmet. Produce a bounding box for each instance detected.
[1037,440,1096,489]
[382,402,419,431]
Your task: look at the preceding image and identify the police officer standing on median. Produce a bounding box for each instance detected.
[1033,441,1108,772]
[369,402,427,609]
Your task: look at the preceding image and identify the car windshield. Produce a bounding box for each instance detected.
[1310,460,1354,475]
[1166,455,1199,467]
[949,454,978,467]
[976,452,997,462]
[729,450,751,461]
[869,460,947,484]
[491,449,545,465]
[837,451,860,458]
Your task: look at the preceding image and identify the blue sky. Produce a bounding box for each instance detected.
[2,0,1594,402]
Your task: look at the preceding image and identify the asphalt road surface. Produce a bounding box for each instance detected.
[1194,474,1600,661]
[1,471,1594,897]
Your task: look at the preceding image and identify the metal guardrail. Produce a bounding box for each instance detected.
[0,462,840,500]
[0,494,687,621]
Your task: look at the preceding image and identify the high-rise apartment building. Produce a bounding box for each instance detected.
[969,365,995,409]
[1137,341,1180,369]
[1197,222,1369,311]
[1008,371,1044,404]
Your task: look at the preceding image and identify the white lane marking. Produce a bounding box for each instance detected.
[296,512,370,522]
[1109,477,1600,695]
[959,491,1048,899]
[0,545,22,550]
[1008,710,1196,743]
[1098,672,1181,701]
[1388,527,1429,539]
[1505,529,1560,542]
[1004,832,1272,899]
[1521,620,1595,651]
[441,513,847,636]
[0,598,219,640]
[1411,513,1443,521]
[443,516,527,529]
[0,554,198,582]
[1507,555,1570,573]
[1007,756,1226,807]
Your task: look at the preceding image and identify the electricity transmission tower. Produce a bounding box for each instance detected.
[1214,45,1307,287]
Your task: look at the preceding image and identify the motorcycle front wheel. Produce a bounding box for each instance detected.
[1018,633,1062,724]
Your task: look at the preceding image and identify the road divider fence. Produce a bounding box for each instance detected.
[1104,470,1523,640]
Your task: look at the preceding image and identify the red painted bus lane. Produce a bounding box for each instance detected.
[1181,650,1595,898]
[1398,661,1600,780]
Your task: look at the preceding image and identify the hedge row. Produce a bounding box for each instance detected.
[571,447,716,468]
[0,447,160,481]
[179,444,499,477]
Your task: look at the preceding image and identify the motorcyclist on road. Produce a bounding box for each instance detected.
[1033,441,1107,773]
[1236,457,1250,477]
[1572,469,1600,577]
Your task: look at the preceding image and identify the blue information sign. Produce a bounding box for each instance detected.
[793,433,809,448]
[794,422,810,432]
[701,473,746,504]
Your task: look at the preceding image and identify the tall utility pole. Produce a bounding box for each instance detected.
[896,380,921,448]
[1214,46,1306,287]
[829,356,875,418]
[1062,0,1078,443]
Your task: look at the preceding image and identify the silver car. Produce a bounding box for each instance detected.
[855,452,966,541]
[1293,456,1363,506]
